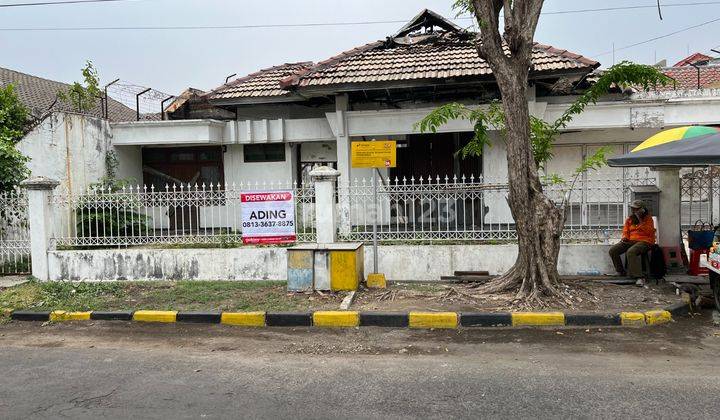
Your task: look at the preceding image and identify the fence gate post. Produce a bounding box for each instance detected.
[20,177,59,281]
[657,168,681,247]
[310,166,340,243]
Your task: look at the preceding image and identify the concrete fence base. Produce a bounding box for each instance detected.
[47,244,616,282]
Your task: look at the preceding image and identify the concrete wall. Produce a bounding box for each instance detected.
[111,119,226,146]
[300,141,337,162]
[48,247,287,281]
[17,113,112,196]
[223,143,295,186]
[47,244,615,281]
[114,145,143,183]
[368,244,615,281]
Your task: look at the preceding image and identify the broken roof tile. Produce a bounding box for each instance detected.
[205,62,313,101]
[206,10,598,103]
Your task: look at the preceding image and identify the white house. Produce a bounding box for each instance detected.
[97,10,718,232]
[7,9,720,281]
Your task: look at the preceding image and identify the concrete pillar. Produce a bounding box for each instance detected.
[657,168,681,247]
[20,176,60,281]
[310,166,340,244]
[334,94,352,235]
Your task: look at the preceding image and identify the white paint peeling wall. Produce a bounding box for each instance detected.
[48,248,288,281]
[47,244,615,281]
[17,113,112,196]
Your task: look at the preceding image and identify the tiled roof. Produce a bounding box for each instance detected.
[673,52,713,67]
[281,32,599,89]
[0,66,136,122]
[662,65,720,90]
[205,10,598,103]
[205,62,313,101]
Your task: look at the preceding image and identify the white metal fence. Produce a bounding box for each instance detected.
[0,189,31,274]
[43,170,718,249]
[681,167,720,232]
[338,173,657,243]
[51,181,316,248]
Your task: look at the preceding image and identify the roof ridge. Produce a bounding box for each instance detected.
[663,63,720,70]
[283,39,598,90]
[279,40,385,89]
[0,66,72,88]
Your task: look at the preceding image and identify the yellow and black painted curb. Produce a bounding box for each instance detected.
[8,301,689,329]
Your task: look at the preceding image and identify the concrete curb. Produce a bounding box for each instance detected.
[8,301,690,328]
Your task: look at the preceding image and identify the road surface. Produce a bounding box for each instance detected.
[1,313,719,419]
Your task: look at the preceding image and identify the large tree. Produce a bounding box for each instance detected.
[421,1,669,301]
[0,84,30,193]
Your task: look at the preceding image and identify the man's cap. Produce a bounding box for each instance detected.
[630,199,645,209]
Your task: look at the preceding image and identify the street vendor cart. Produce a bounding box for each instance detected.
[608,125,720,310]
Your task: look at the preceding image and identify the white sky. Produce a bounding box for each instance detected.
[1,0,720,94]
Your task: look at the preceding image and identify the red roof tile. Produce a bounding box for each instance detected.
[206,10,598,103]
[673,52,713,67]
[281,32,598,90]
[205,62,313,101]
[662,65,720,90]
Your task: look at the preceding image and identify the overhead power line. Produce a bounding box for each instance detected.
[539,1,720,16]
[590,15,720,57]
[2,1,720,31]
[0,0,142,7]
[0,0,719,11]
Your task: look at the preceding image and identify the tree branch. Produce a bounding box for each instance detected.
[472,0,505,65]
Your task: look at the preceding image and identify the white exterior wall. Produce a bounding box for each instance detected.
[17,113,112,196]
[114,145,143,183]
[223,143,295,185]
[300,141,337,162]
[47,244,614,281]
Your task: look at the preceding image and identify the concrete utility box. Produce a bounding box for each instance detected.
[630,185,660,217]
[287,243,364,292]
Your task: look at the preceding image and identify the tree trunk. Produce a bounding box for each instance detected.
[469,0,564,301]
[474,66,565,300]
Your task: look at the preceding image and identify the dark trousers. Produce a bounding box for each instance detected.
[609,241,651,278]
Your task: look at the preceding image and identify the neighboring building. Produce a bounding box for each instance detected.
[1,66,138,195]
[661,52,720,90]
[672,52,716,67]
[0,66,135,122]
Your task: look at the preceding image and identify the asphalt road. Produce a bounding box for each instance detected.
[1,313,719,419]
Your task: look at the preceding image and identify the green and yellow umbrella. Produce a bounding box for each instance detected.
[608,125,720,167]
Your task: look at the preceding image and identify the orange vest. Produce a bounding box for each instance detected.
[622,215,656,244]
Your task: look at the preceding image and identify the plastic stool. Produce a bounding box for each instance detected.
[689,248,709,276]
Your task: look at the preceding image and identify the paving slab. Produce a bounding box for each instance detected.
[0,276,30,288]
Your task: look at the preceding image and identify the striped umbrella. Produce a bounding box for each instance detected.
[608,126,720,167]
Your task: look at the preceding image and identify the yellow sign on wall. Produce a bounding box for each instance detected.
[351,141,397,168]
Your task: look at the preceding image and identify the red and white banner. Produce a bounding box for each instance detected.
[240,191,296,244]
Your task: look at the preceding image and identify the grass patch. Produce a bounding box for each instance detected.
[0,280,342,319]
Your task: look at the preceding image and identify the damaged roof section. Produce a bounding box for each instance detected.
[280,9,598,92]
[205,9,599,104]
[281,37,598,90]
[205,62,313,103]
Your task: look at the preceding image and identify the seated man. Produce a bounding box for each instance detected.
[609,199,656,285]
